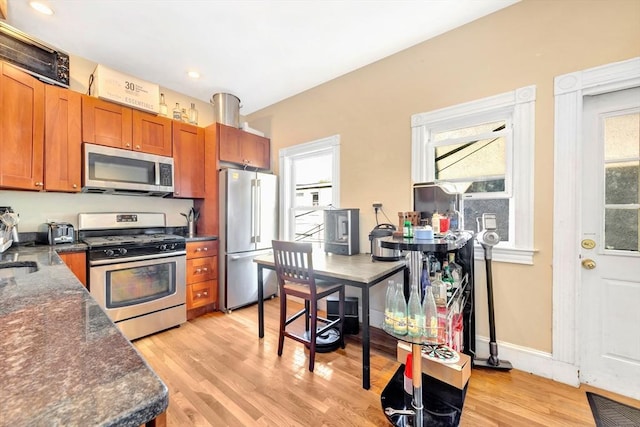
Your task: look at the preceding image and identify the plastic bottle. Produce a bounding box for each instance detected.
[393,281,408,336]
[403,214,413,238]
[432,212,441,235]
[407,280,423,338]
[383,279,395,332]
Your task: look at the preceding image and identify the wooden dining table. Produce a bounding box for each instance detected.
[254,252,407,390]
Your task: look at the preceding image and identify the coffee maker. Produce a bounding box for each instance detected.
[324,208,359,255]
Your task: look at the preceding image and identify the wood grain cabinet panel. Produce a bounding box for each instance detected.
[239,131,270,170]
[217,123,270,169]
[44,85,82,192]
[187,280,216,309]
[217,123,243,164]
[81,95,132,149]
[186,240,218,316]
[172,122,205,198]
[0,62,44,190]
[132,110,172,156]
[58,251,87,287]
[187,256,217,284]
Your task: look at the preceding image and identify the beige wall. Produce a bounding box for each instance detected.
[246,0,640,353]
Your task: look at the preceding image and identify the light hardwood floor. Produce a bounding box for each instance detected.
[134,298,640,426]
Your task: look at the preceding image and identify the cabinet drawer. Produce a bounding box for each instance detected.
[187,256,217,283]
[186,240,217,258]
[187,280,216,309]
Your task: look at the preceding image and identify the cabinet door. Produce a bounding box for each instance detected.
[58,251,87,287]
[44,85,82,192]
[173,122,205,198]
[132,110,172,156]
[218,123,243,164]
[0,62,44,190]
[81,95,132,149]
[240,132,270,170]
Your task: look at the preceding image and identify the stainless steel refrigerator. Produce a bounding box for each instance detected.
[219,168,279,312]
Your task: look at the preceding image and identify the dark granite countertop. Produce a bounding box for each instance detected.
[0,246,168,427]
[184,234,218,243]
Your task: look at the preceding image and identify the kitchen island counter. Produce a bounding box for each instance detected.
[0,246,168,427]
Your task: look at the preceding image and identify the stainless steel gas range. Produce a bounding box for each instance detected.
[78,212,186,340]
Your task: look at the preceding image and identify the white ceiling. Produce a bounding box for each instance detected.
[5,0,518,114]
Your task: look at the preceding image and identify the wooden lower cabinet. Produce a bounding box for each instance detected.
[186,240,218,319]
[58,251,87,287]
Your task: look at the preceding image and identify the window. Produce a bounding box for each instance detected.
[411,86,536,264]
[279,135,340,248]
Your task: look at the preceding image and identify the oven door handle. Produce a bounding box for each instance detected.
[89,250,187,266]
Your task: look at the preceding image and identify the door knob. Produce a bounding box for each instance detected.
[582,259,596,270]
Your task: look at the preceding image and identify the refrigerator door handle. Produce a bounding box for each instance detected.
[255,179,262,243]
[230,250,273,261]
[250,179,257,243]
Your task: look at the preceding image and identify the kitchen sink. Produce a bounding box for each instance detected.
[0,261,39,279]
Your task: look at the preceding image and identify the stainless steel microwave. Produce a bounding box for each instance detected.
[82,143,174,197]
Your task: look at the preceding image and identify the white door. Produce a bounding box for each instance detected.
[580,87,640,399]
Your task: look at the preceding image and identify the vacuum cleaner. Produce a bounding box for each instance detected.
[474,213,512,371]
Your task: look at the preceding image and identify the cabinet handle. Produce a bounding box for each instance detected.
[72,184,78,189]
[202,267,208,272]
[196,268,202,273]
[196,248,202,252]
[203,291,208,296]
[125,143,131,148]
[135,145,141,150]
[196,292,202,298]
[203,247,208,251]
[35,182,43,187]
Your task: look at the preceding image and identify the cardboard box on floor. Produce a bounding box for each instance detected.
[396,341,471,390]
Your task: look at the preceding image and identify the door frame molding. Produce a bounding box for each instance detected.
[552,57,640,386]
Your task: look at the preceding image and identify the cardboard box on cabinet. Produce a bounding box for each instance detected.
[396,341,471,390]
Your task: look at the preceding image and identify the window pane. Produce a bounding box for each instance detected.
[294,209,324,244]
[604,113,639,160]
[435,136,506,181]
[605,208,639,252]
[605,161,639,204]
[462,198,510,241]
[433,120,506,142]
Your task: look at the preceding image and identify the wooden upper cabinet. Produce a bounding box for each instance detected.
[173,121,205,198]
[240,131,270,170]
[218,123,270,169]
[132,110,172,156]
[0,62,45,190]
[44,85,82,192]
[218,123,243,164]
[82,95,132,149]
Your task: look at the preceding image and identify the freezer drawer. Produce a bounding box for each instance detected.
[222,250,277,312]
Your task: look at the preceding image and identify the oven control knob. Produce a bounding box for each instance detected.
[119,248,128,255]
[160,244,168,251]
[105,249,115,257]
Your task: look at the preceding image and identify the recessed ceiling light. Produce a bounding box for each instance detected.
[30,1,54,15]
[187,71,200,79]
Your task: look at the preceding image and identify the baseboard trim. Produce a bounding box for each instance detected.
[475,335,580,387]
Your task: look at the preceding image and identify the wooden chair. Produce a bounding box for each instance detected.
[272,240,345,372]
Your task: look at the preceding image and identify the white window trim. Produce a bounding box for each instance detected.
[552,57,640,384]
[411,86,536,264]
[279,135,340,241]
